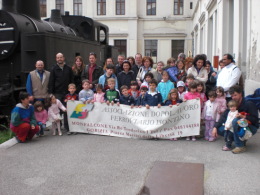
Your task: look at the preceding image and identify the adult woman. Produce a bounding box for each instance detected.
[176,60,187,82]
[205,60,217,96]
[187,54,208,84]
[151,61,164,83]
[127,56,135,66]
[103,57,114,72]
[81,53,103,89]
[136,56,154,86]
[72,56,85,93]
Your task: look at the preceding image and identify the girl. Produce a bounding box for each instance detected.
[157,71,174,103]
[34,101,48,137]
[72,56,85,93]
[117,60,135,89]
[128,81,140,102]
[176,60,187,82]
[184,81,201,141]
[93,84,105,103]
[176,81,187,101]
[197,80,207,111]
[140,72,154,89]
[165,89,182,141]
[215,86,227,120]
[46,94,66,136]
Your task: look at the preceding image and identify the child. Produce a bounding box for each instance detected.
[176,80,187,101]
[144,79,162,109]
[64,83,78,135]
[34,101,48,137]
[92,84,105,103]
[98,64,118,90]
[222,100,238,151]
[215,86,227,119]
[128,81,140,102]
[104,78,120,105]
[185,73,195,91]
[46,94,66,136]
[119,85,135,108]
[140,72,154,89]
[184,81,201,141]
[79,79,94,103]
[202,91,219,142]
[197,80,207,111]
[136,86,148,107]
[117,60,135,89]
[166,59,178,83]
[157,71,175,103]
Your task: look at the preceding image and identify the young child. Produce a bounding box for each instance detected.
[140,72,154,89]
[117,60,135,89]
[184,81,201,141]
[92,84,105,103]
[185,74,195,91]
[79,79,94,103]
[46,94,66,136]
[119,85,135,108]
[144,79,162,109]
[157,71,175,103]
[104,78,120,105]
[215,86,227,120]
[98,64,118,90]
[166,59,178,83]
[136,86,148,107]
[222,100,238,151]
[128,81,140,102]
[34,101,48,137]
[176,80,187,101]
[197,80,207,111]
[202,91,220,142]
[64,83,78,135]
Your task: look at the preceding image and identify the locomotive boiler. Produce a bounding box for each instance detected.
[0,0,118,114]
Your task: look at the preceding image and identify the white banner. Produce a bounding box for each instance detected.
[67,99,201,139]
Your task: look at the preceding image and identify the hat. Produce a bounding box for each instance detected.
[177,81,185,87]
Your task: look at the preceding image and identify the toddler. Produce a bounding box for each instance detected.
[215,86,227,119]
[34,101,48,137]
[79,79,94,103]
[46,94,66,136]
[202,91,220,141]
[93,84,105,103]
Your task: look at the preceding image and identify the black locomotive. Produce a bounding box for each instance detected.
[0,0,118,114]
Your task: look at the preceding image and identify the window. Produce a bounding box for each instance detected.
[74,0,82,15]
[147,0,156,15]
[97,0,106,15]
[171,40,185,59]
[56,0,64,15]
[40,0,46,17]
[145,40,157,62]
[114,40,127,57]
[174,0,183,15]
[116,0,125,15]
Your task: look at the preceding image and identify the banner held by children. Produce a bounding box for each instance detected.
[67,99,201,139]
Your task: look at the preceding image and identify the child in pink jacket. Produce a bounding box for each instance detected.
[34,101,48,137]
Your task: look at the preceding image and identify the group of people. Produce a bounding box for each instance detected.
[10,52,259,154]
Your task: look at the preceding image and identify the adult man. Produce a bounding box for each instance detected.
[48,53,74,101]
[212,85,259,154]
[115,55,125,75]
[216,54,241,101]
[81,52,103,89]
[132,53,143,78]
[26,60,50,102]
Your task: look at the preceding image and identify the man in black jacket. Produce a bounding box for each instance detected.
[212,85,259,154]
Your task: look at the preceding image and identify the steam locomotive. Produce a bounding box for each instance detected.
[0,0,118,114]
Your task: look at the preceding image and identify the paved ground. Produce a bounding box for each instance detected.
[0,129,260,195]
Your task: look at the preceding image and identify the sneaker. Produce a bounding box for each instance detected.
[58,131,62,136]
[15,136,22,143]
[222,145,231,151]
[67,132,72,135]
[232,147,246,154]
[192,136,196,141]
[186,137,190,141]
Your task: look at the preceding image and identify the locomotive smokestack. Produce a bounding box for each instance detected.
[16,0,41,20]
[2,0,17,13]
[50,9,65,26]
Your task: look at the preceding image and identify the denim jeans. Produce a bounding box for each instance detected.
[218,118,258,147]
[37,123,46,136]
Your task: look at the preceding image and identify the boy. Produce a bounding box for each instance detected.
[144,79,162,109]
[104,78,120,105]
[119,85,135,108]
[136,86,148,107]
[98,64,118,90]
[79,79,94,103]
[185,73,195,91]
[64,83,78,135]
[140,72,154,88]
